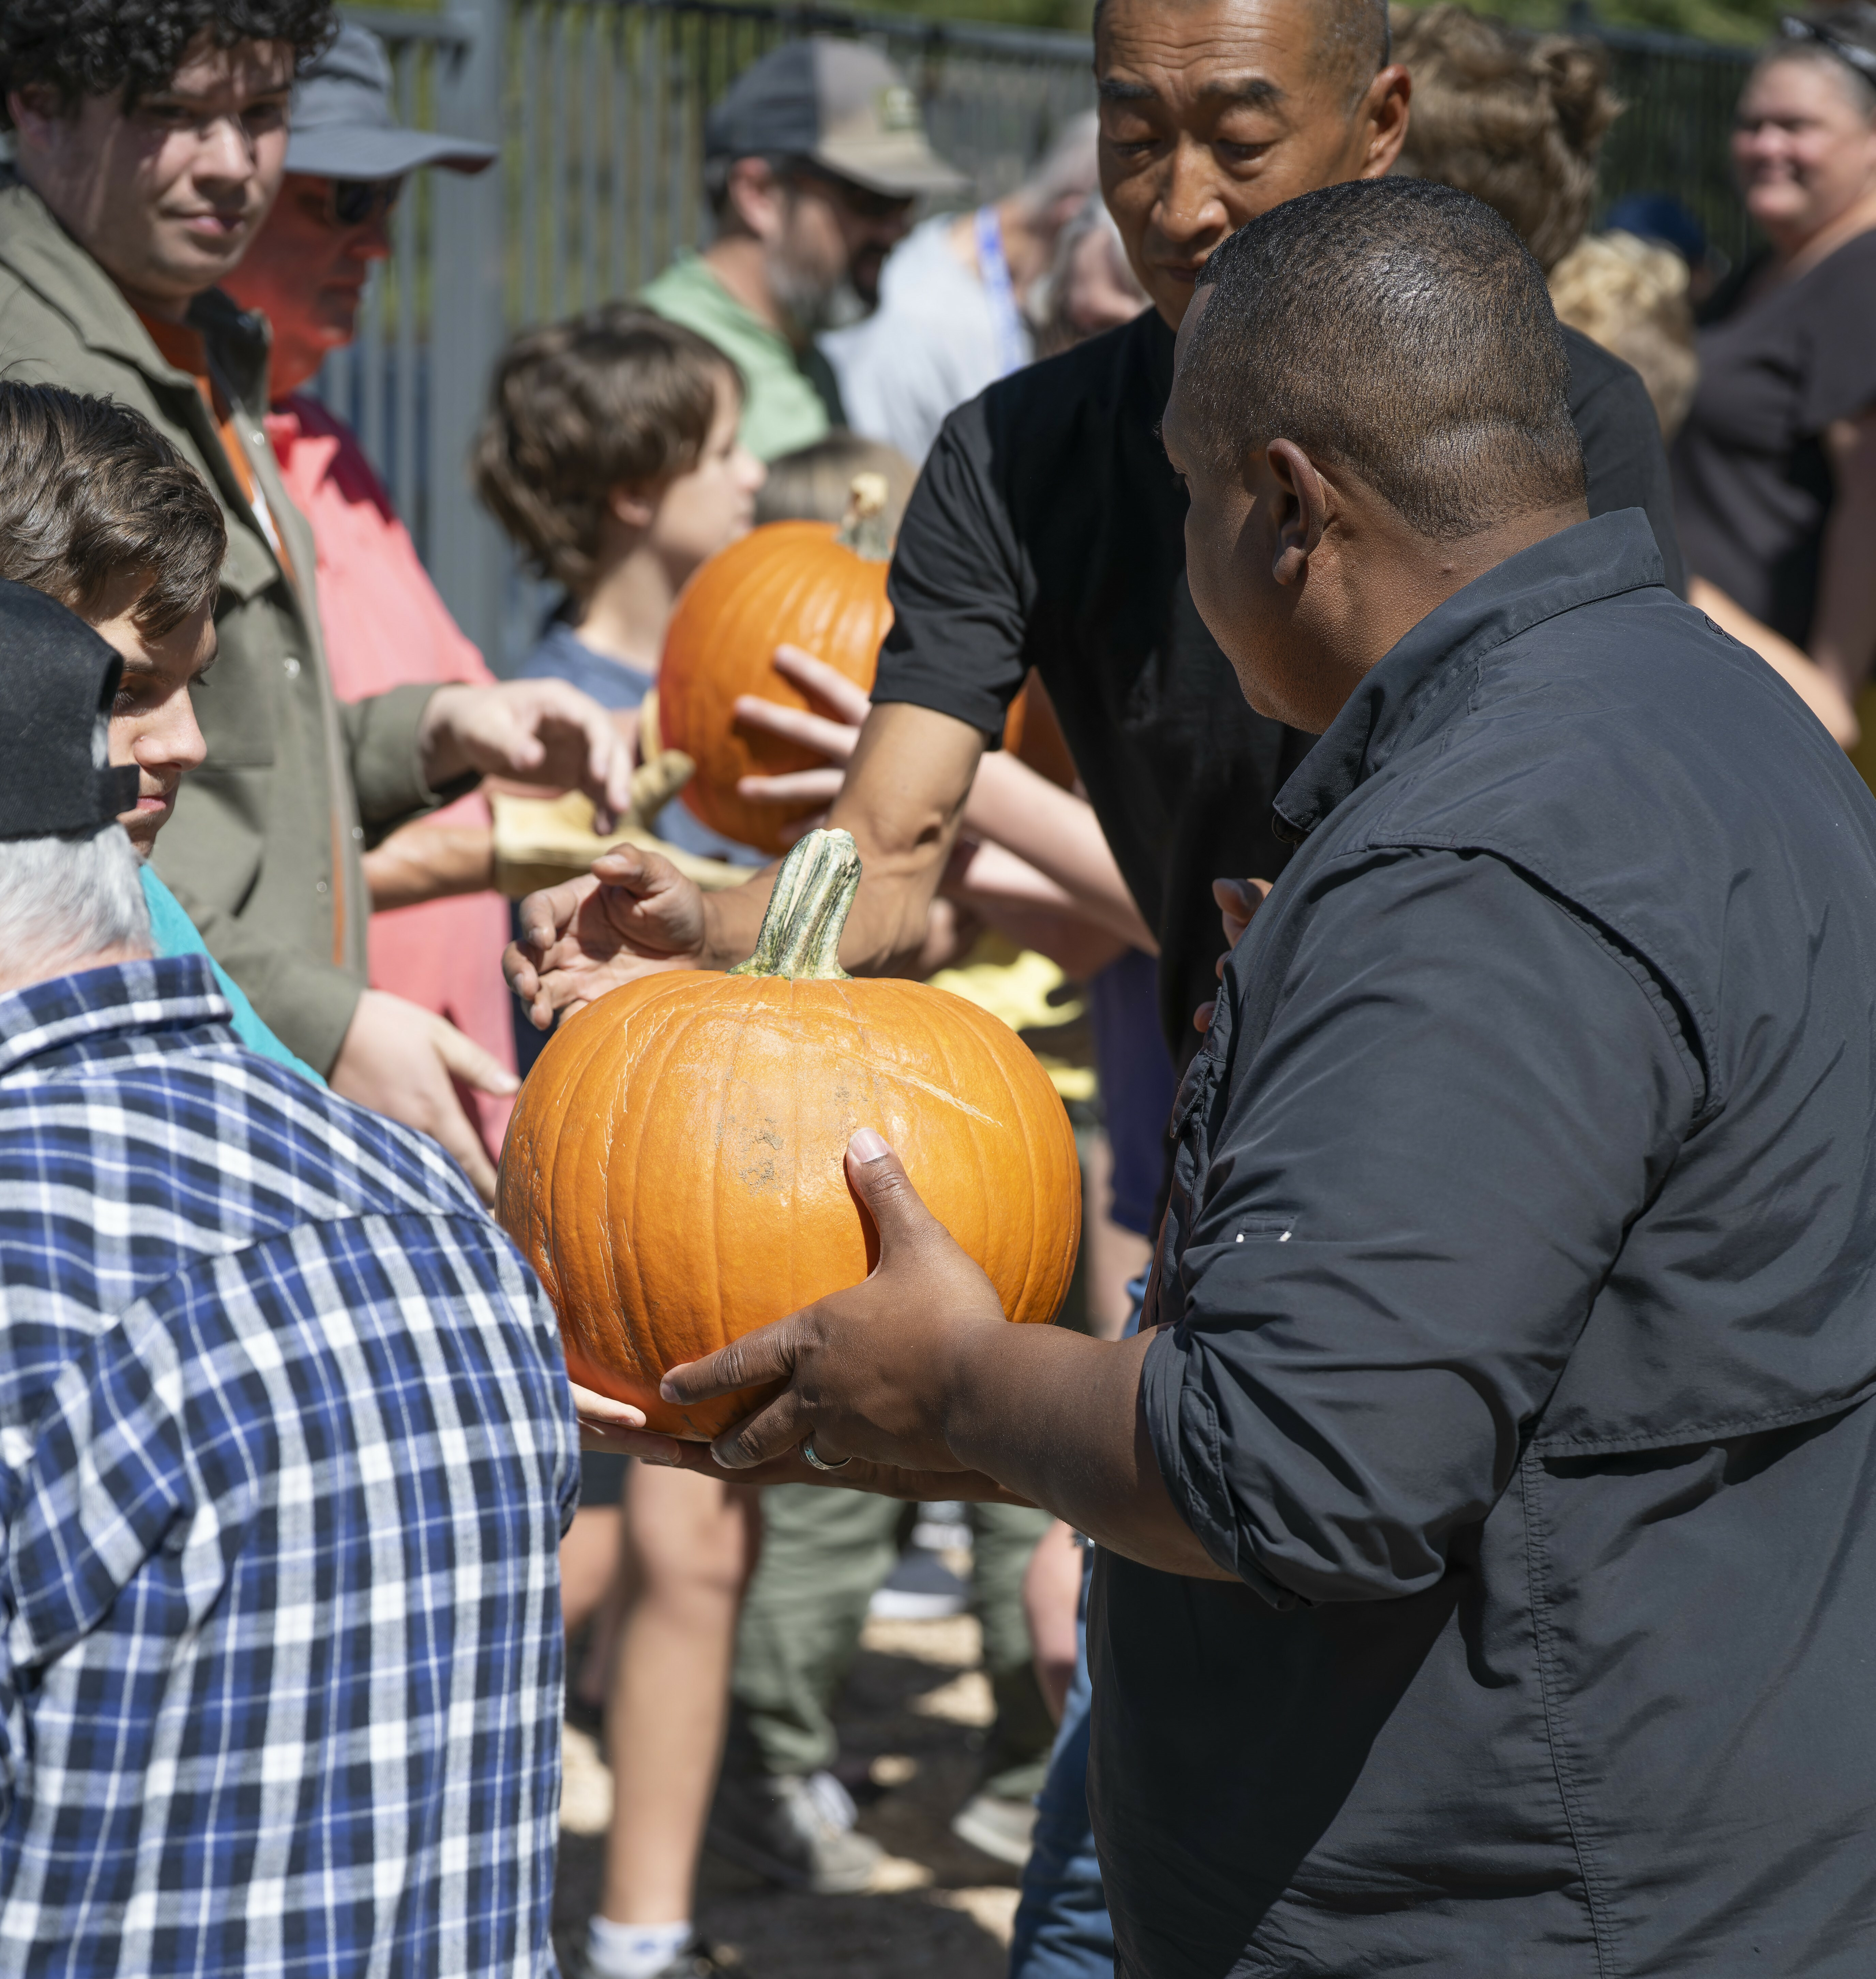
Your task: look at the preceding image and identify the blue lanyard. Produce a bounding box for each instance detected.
[975,204,1028,378]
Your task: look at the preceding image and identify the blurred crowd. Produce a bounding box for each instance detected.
[1,0,1874,1975]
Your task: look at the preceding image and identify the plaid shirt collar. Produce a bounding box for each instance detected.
[0,954,234,1083]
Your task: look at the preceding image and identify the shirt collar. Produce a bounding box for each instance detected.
[0,954,233,1083]
[1272,509,1666,842]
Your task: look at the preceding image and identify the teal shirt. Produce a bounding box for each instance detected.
[139,865,325,1085]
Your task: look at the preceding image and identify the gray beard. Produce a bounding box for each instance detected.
[765,246,869,335]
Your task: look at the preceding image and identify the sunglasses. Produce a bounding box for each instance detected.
[1779,14,1876,81]
[323,177,405,228]
[785,164,912,225]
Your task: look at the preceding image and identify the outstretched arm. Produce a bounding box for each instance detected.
[504,698,986,1024]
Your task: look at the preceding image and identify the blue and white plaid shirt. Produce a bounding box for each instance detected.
[0,957,578,1977]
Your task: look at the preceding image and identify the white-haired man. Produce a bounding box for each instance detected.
[0,578,600,1975]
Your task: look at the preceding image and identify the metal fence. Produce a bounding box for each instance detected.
[318,0,1097,664]
[316,0,1759,668]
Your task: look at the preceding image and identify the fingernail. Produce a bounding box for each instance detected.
[642,1445,679,1467]
[850,1129,891,1163]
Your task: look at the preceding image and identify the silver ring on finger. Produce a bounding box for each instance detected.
[801,1432,852,1473]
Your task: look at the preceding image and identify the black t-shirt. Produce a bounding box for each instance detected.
[875,306,1684,1067]
[1671,230,1876,649]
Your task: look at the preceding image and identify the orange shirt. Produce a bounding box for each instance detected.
[138,315,296,581]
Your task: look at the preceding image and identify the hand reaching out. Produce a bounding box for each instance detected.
[419,679,636,827]
[503,841,709,1032]
[328,988,519,1203]
[731,644,870,816]
[1193,876,1273,1033]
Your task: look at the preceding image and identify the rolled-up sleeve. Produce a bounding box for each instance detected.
[1143,846,1697,1605]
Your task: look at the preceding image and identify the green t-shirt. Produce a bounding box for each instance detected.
[640,253,846,462]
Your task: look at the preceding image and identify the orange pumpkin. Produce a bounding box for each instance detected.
[496,827,1083,1441]
[659,476,1028,856]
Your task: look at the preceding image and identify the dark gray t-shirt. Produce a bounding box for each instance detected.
[1671,230,1876,647]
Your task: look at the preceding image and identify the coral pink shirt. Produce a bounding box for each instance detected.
[267,394,515,1153]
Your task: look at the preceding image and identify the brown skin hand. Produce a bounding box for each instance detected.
[502,0,1411,1026]
[646,1136,1230,1577]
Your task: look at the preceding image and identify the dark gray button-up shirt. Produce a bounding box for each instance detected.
[1094,511,1876,1977]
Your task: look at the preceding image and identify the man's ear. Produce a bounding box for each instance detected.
[724,157,785,243]
[5,86,70,155]
[1266,439,1330,590]
[1355,65,1413,179]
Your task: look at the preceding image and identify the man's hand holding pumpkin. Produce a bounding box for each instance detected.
[664,1128,1008,1474]
[657,1131,1231,1580]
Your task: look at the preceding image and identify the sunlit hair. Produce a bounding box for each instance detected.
[0,0,335,124]
[1394,5,1620,274]
[0,826,152,976]
[0,382,226,638]
[1184,179,1585,542]
[474,305,741,596]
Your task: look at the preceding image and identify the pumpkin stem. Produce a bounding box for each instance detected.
[834,473,892,563]
[728,827,861,981]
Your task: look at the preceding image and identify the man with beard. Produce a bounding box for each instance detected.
[642,39,966,461]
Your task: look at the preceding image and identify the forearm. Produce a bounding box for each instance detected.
[1686,577,1860,748]
[945,840,1131,978]
[363,823,497,911]
[965,753,1155,953]
[1810,489,1876,702]
[1810,415,1876,699]
[941,1325,1232,1579]
[825,702,986,973]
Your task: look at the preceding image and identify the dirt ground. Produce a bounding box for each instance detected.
[554,1612,1025,1978]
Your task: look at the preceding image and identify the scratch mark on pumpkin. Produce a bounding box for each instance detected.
[822,1046,1002,1126]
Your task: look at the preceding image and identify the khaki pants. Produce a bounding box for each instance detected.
[728,1483,1056,1801]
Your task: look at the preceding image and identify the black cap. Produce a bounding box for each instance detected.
[0,581,139,840]
[705,38,966,199]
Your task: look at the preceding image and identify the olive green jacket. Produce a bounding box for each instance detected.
[0,174,451,1071]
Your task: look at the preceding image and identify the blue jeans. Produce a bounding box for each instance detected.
[1007,1558,1112,1977]
[1007,1269,1147,1979]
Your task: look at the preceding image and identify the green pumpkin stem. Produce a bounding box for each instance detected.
[833,473,892,563]
[728,827,862,981]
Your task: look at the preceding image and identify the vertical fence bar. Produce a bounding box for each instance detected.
[430,0,509,663]
[548,6,571,319]
[581,7,602,310]
[394,43,421,530]
[518,3,540,324]
[611,9,630,298]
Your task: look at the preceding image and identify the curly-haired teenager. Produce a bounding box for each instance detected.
[0,0,637,1204]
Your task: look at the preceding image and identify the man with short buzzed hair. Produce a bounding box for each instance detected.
[645,176,1876,1979]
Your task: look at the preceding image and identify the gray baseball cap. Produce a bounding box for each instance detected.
[705,38,967,199]
[285,24,496,178]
